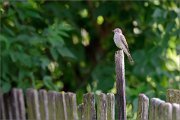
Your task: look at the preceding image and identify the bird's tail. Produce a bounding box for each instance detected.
[127,54,134,65]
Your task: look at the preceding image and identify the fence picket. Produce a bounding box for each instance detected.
[137,94,149,120]
[155,99,165,120]
[11,89,20,119]
[106,93,115,120]
[48,91,57,120]
[162,102,172,120]
[26,88,41,120]
[149,98,158,120]
[55,92,67,120]
[97,93,107,120]
[172,103,180,120]
[156,99,165,120]
[82,93,96,120]
[39,89,49,120]
[64,92,78,120]
[15,89,26,120]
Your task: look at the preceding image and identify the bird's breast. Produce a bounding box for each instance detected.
[114,33,123,49]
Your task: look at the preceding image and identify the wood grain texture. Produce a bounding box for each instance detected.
[39,89,49,120]
[47,91,57,120]
[162,102,172,120]
[106,93,115,120]
[26,88,41,120]
[149,98,158,120]
[11,89,20,119]
[82,93,96,120]
[55,92,67,120]
[155,99,165,120]
[15,89,26,120]
[154,98,165,120]
[115,50,126,120]
[137,94,149,120]
[172,103,180,120]
[97,93,107,120]
[65,92,78,120]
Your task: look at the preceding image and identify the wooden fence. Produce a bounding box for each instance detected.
[0,88,179,120]
[0,88,115,120]
[0,50,179,120]
[137,89,180,120]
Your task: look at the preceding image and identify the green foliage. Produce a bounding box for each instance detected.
[0,1,75,92]
[0,0,179,118]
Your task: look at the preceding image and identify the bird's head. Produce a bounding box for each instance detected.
[112,28,122,34]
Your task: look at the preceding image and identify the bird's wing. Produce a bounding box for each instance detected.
[120,34,129,50]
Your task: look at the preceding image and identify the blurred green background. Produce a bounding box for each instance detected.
[0,0,179,119]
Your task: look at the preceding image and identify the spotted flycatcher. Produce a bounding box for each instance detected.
[113,28,134,64]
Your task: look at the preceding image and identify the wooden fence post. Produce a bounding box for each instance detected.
[166,89,180,104]
[172,103,180,120]
[155,99,165,120]
[65,92,78,120]
[137,94,149,120]
[149,98,166,120]
[26,88,41,120]
[82,93,96,120]
[115,50,126,120]
[161,102,172,120]
[55,92,67,120]
[11,88,26,120]
[97,93,107,120]
[149,98,158,120]
[156,99,165,120]
[11,89,20,119]
[106,93,115,120]
[47,91,57,120]
[39,89,49,120]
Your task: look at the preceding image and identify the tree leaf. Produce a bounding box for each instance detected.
[58,47,76,59]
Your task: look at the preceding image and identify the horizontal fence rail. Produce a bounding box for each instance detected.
[0,88,179,120]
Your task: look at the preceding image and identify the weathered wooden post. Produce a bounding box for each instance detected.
[26,88,41,120]
[137,94,149,120]
[166,89,180,104]
[82,93,96,120]
[115,50,126,120]
[11,88,26,120]
[106,93,115,120]
[65,92,78,120]
[97,93,107,120]
[38,90,49,120]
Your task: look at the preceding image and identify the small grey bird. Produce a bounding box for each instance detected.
[113,28,134,64]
